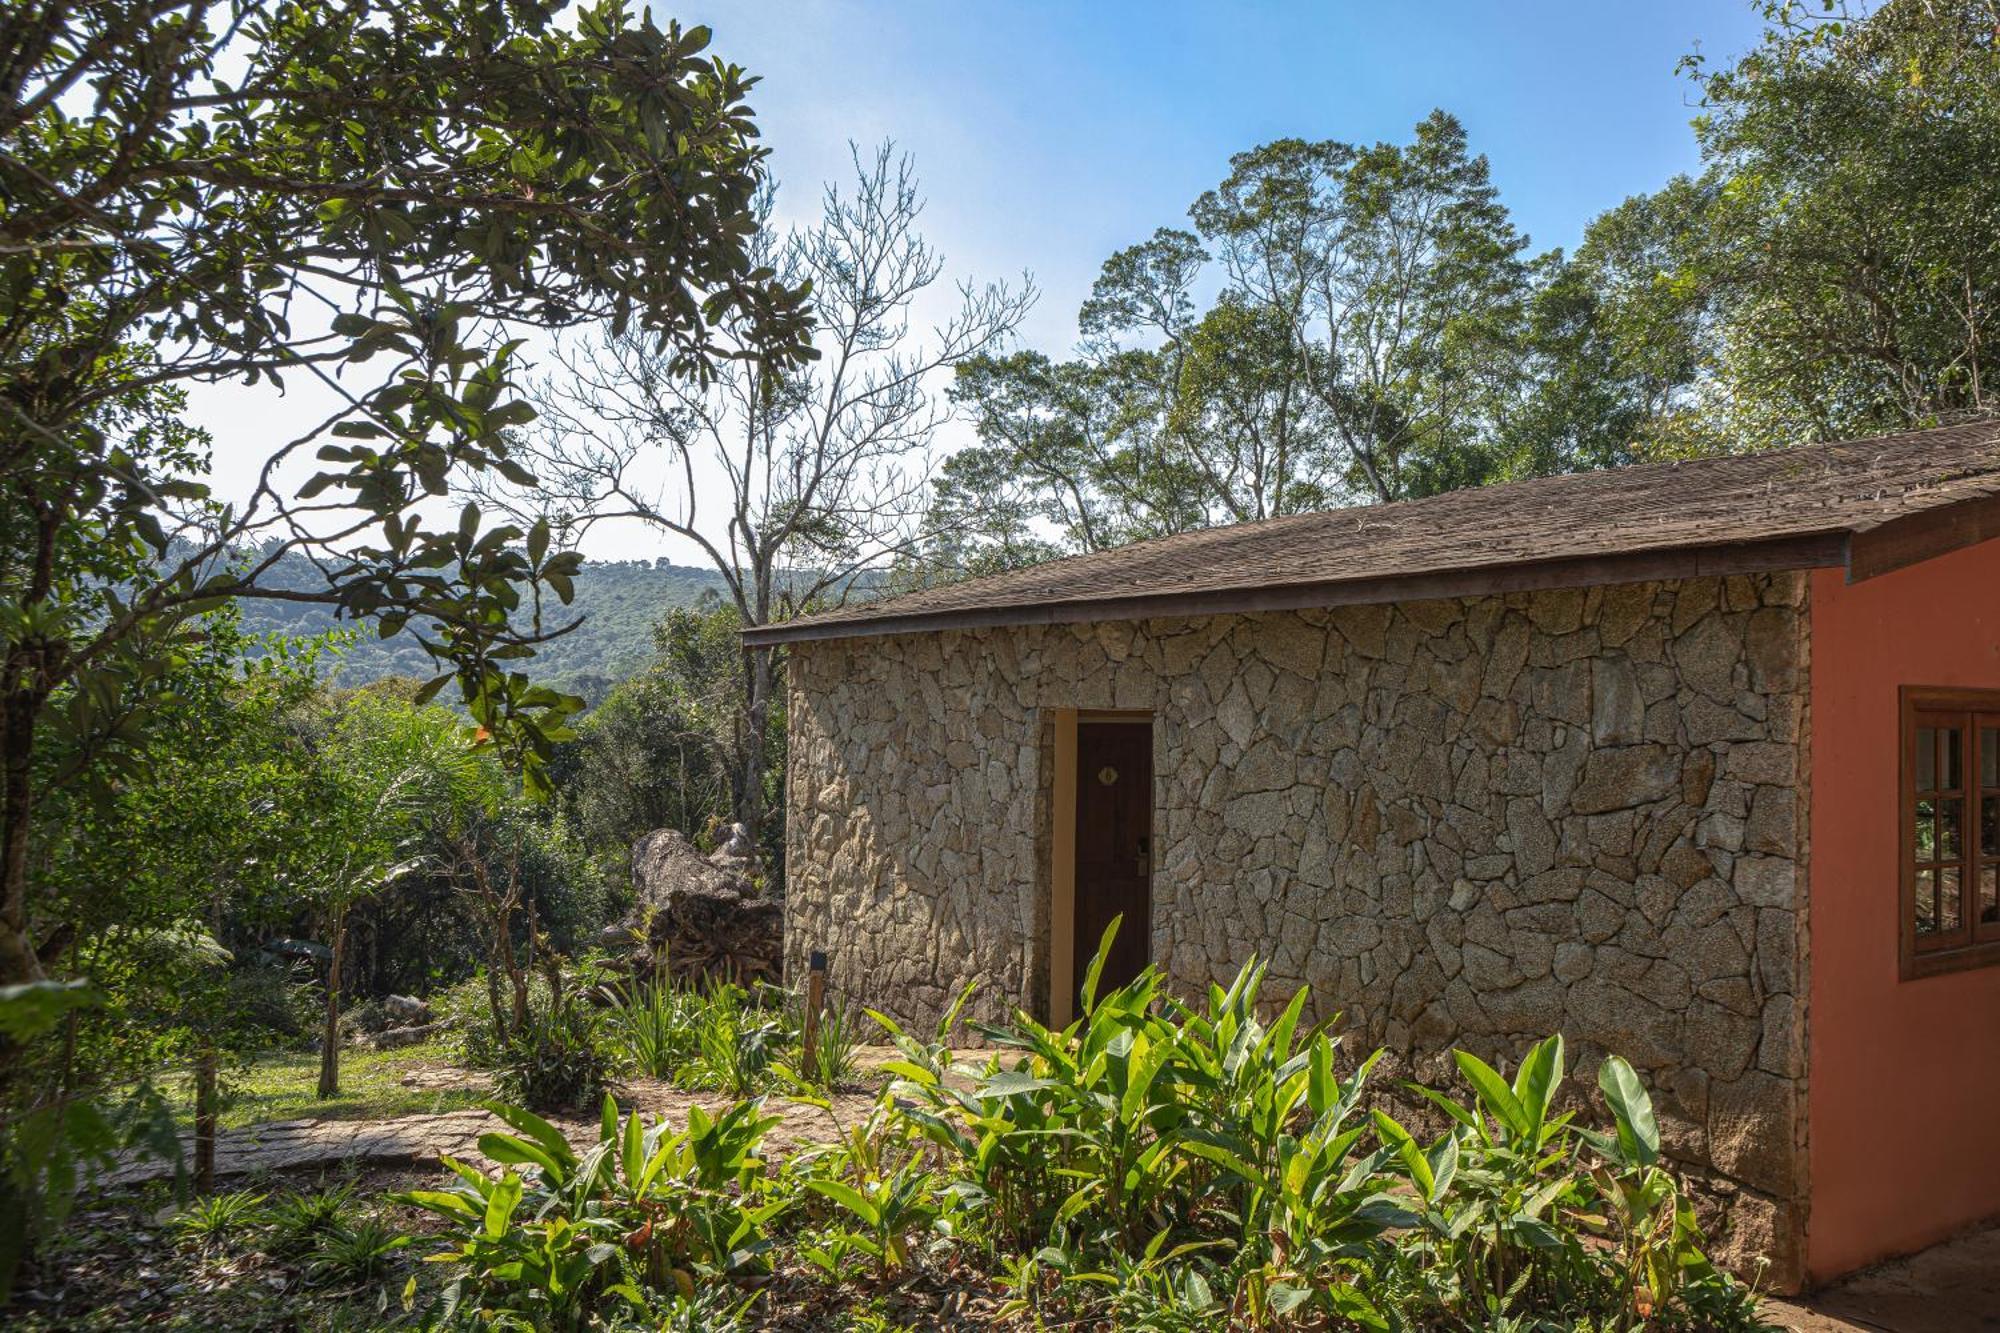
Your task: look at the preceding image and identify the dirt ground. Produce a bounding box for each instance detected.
[1761,1222,2000,1331]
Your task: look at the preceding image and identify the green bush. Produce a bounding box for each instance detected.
[890,936,1762,1329]
[688,983,788,1096]
[493,992,611,1112]
[597,960,701,1080]
[596,971,795,1096]
[398,1097,781,1330]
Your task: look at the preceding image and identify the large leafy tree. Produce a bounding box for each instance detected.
[1500,178,1726,476]
[31,612,322,1066]
[940,112,1534,569]
[1691,0,2000,438]
[1566,0,2000,450]
[0,0,812,988]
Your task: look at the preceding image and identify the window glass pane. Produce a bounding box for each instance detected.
[1916,798,1936,860]
[1982,866,1999,926]
[1939,798,1963,859]
[1919,728,1938,792]
[1916,867,1938,934]
[1985,795,1999,859]
[1941,866,1962,932]
[1985,727,2000,789]
[1942,727,1964,791]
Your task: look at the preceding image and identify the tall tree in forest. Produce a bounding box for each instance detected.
[1563,0,2000,451]
[0,0,812,990]
[939,111,1534,570]
[1690,0,2000,438]
[482,146,1032,854]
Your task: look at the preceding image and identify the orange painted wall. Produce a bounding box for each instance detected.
[1808,538,2000,1281]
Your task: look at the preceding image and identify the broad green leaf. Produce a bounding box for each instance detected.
[1597,1053,1660,1166]
[1452,1049,1529,1140]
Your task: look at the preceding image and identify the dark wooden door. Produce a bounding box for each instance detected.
[1074,719,1152,1005]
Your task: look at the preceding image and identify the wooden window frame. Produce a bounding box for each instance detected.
[1900,686,2000,980]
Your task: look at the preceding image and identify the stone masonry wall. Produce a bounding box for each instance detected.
[783,575,1810,1281]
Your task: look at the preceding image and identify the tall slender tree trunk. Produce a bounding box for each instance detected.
[0,673,48,991]
[317,906,346,1098]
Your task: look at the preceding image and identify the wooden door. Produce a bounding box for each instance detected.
[1074,719,1152,1004]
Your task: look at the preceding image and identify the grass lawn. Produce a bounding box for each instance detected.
[163,1039,489,1130]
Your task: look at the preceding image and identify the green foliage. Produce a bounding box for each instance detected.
[0,0,818,1042]
[937,111,1535,576]
[264,1183,360,1259]
[399,1095,783,1329]
[1677,0,2000,441]
[303,1216,411,1288]
[1516,0,2000,466]
[689,985,789,1097]
[169,1190,269,1251]
[405,945,1764,1330]
[492,982,613,1113]
[550,604,760,878]
[0,981,181,1303]
[922,0,2000,589]
[599,963,705,1082]
[595,966,796,1096]
[871,933,1761,1331]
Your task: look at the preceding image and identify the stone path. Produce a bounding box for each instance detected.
[105,1084,881,1188]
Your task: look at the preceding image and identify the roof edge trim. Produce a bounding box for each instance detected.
[744,532,1850,647]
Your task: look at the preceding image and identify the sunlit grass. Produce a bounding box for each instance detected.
[163,1040,487,1130]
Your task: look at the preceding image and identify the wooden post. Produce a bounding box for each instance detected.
[194,1047,217,1195]
[801,950,827,1083]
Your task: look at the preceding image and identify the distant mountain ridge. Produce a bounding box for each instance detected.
[233,550,733,700]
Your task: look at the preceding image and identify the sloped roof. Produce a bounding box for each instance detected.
[745,420,2000,646]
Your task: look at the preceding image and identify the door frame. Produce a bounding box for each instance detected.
[1048,707,1153,1027]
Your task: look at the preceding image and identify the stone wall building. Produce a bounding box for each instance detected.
[749,424,2000,1291]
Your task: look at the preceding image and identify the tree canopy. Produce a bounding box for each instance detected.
[927,1,2000,578]
[0,0,812,985]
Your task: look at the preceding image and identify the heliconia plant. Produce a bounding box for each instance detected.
[393,926,1765,1330]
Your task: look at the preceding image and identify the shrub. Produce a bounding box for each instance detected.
[400,936,1766,1332]
[264,1182,358,1258]
[169,1190,268,1250]
[599,972,794,1095]
[598,960,700,1081]
[493,991,611,1111]
[398,1097,781,1329]
[873,929,1766,1331]
[304,1216,411,1286]
[689,984,788,1096]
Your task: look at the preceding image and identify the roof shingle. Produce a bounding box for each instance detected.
[746,421,2000,645]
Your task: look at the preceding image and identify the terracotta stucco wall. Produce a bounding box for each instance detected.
[785,576,1810,1280]
[1806,540,2000,1280]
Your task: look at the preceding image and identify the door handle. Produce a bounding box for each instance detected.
[1135,836,1150,877]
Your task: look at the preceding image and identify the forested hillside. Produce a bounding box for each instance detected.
[237,550,732,700]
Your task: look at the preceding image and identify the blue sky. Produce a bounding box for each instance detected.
[685,1,1770,355]
[190,2,1773,560]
